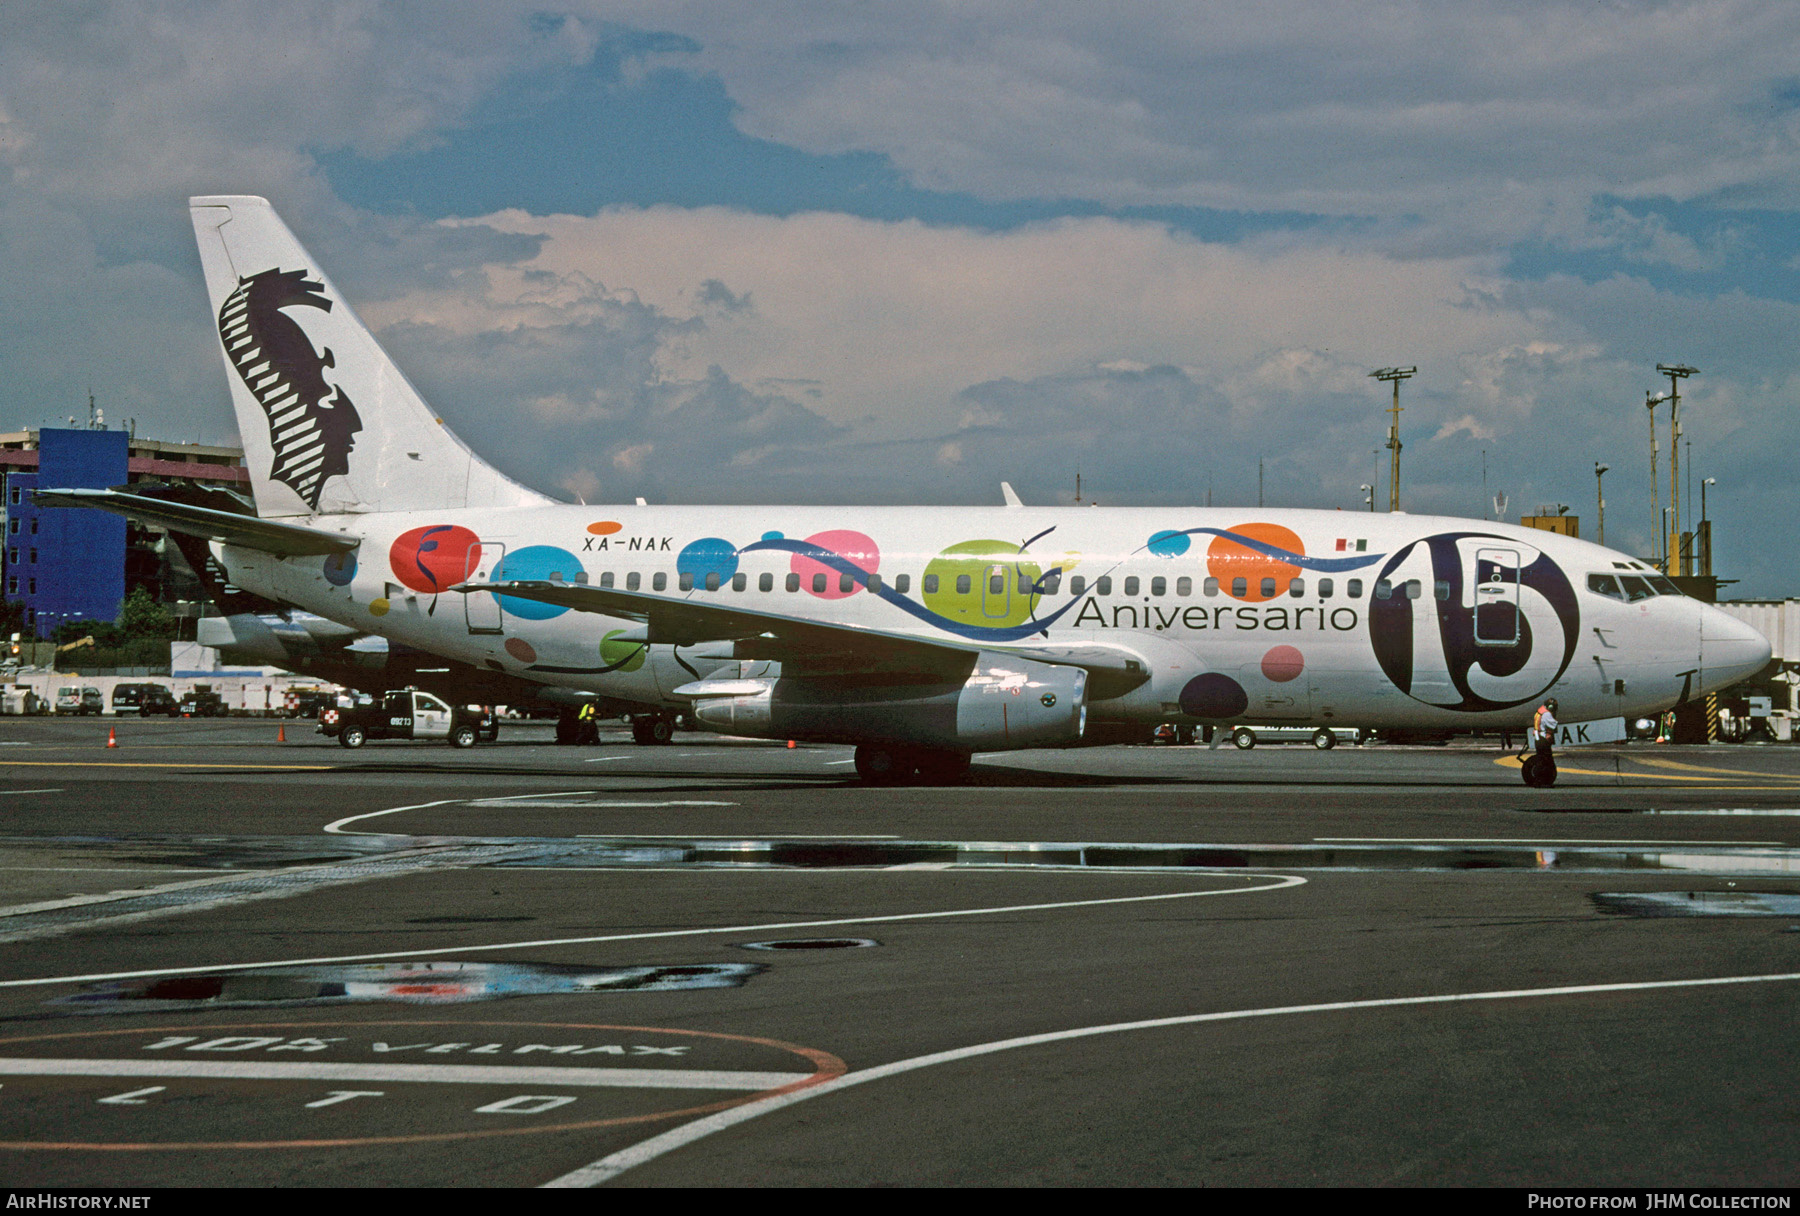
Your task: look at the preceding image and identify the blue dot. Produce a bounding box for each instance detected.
[322,549,357,587]
[491,545,582,620]
[1148,530,1191,558]
[761,531,784,541]
[677,537,740,585]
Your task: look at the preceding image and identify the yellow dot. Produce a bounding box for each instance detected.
[370,598,390,617]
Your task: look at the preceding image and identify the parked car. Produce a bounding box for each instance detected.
[113,683,179,717]
[318,688,495,748]
[1227,724,1364,750]
[54,686,104,716]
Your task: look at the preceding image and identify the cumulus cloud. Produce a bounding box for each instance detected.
[595,1,1800,246]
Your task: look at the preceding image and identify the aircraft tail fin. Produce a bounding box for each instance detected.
[189,195,548,518]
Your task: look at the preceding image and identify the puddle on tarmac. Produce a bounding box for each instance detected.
[49,960,764,1014]
[538,838,1800,876]
[739,938,879,951]
[1592,890,1800,918]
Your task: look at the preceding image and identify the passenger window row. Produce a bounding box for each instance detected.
[583,567,1406,601]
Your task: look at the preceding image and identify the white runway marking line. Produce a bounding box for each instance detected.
[0,788,61,795]
[322,798,471,836]
[0,869,267,919]
[1316,836,1787,846]
[0,1058,806,1091]
[0,873,1305,990]
[546,967,1800,1187]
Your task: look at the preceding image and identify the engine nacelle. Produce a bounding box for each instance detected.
[681,651,1088,751]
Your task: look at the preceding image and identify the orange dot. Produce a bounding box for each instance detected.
[1206,523,1304,602]
[587,521,623,536]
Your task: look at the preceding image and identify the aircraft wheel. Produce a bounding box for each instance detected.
[649,715,675,745]
[1522,753,1559,788]
[853,744,914,785]
[1232,728,1256,750]
[913,749,972,785]
[1312,729,1337,750]
[339,725,366,749]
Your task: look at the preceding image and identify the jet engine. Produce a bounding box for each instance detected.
[678,651,1088,751]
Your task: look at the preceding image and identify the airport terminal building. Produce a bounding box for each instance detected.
[0,427,247,637]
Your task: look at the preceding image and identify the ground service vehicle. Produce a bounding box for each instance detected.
[178,688,227,717]
[55,686,103,715]
[1229,724,1362,750]
[113,683,179,716]
[318,689,494,748]
[283,688,336,719]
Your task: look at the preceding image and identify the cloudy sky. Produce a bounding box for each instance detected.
[3,2,1797,593]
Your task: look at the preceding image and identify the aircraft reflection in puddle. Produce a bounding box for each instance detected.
[51,960,764,1012]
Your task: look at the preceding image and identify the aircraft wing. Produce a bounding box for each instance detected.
[32,488,358,557]
[471,579,1150,685]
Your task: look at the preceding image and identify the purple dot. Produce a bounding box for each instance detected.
[1178,673,1248,719]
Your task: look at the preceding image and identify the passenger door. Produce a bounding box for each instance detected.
[1474,548,1521,645]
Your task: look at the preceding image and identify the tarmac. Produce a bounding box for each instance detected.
[0,715,1797,1187]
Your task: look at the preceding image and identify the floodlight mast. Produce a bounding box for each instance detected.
[1657,363,1698,574]
[1595,462,1609,546]
[1645,390,1665,569]
[1370,366,1416,512]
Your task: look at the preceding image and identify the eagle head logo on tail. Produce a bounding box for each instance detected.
[216,267,363,510]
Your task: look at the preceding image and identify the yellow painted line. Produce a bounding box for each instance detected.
[1631,757,1800,781]
[0,760,333,771]
[1490,755,1733,782]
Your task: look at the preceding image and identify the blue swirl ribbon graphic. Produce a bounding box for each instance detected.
[740,538,1080,643]
[1165,528,1386,572]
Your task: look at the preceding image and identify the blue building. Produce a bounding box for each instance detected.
[4,429,128,638]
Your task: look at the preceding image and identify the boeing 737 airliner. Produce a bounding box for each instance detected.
[38,197,1772,784]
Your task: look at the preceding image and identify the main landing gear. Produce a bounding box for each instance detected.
[630,713,676,746]
[851,744,973,786]
[1520,751,1558,788]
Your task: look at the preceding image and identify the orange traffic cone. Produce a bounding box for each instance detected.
[787,739,796,749]
[277,724,287,743]
[106,727,117,748]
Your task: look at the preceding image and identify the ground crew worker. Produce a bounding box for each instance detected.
[1532,698,1560,759]
[576,699,599,745]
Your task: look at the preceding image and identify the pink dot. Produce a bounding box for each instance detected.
[1261,645,1304,682]
[504,637,537,664]
[792,530,880,599]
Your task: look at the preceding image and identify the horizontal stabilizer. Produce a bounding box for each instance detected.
[33,488,358,557]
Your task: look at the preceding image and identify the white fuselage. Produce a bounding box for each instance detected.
[217,504,1771,737]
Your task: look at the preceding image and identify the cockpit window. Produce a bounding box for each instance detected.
[1647,575,1683,596]
[1586,574,1625,601]
[1617,575,1654,602]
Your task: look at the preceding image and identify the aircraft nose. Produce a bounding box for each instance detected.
[1701,606,1773,690]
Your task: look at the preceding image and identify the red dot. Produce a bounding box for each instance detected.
[1261,645,1304,682]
